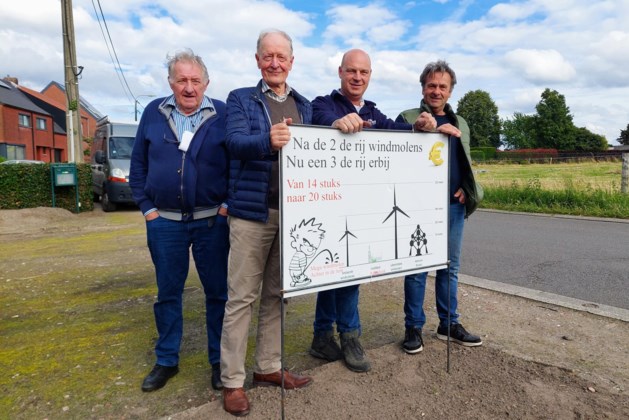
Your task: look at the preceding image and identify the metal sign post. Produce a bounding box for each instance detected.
[51,163,79,213]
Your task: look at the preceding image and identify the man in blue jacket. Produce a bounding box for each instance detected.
[129,49,229,393]
[220,29,313,417]
[310,49,436,373]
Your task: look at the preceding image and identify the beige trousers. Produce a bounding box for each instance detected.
[220,210,282,388]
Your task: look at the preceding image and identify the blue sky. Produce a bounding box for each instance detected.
[1,0,628,144]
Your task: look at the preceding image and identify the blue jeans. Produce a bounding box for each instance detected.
[313,284,361,335]
[146,215,229,366]
[404,202,465,329]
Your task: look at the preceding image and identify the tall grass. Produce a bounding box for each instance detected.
[476,161,629,219]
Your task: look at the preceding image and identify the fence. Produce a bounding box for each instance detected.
[623,153,628,194]
[472,148,627,164]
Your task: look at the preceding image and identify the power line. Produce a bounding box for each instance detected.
[91,0,136,102]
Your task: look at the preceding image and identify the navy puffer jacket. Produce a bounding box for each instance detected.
[225,80,312,222]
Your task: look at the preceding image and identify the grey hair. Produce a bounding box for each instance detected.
[256,29,293,56]
[166,48,209,83]
[419,60,457,91]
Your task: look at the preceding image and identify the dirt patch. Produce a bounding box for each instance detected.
[172,280,629,420]
[175,344,625,420]
[0,206,121,238]
[2,207,627,419]
[0,207,75,234]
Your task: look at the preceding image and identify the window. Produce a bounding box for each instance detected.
[36,117,47,130]
[18,114,31,127]
[1,144,26,160]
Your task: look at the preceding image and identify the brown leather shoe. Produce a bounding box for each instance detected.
[223,387,249,417]
[252,369,313,389]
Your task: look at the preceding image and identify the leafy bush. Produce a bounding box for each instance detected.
[0,163,93,213]
[471,150,485,162]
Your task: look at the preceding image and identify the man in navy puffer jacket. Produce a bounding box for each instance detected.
[219,29,313,417]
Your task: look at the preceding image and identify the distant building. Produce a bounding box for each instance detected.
[0,78,61,162]
[40,81,103,137]
[0,77,103,162]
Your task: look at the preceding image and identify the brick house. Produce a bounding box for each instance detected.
[0,78,63,162]
[0,77,103,162]
[40,81,103,141]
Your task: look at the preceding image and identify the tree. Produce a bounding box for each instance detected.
[535,88,575,150]
[501,112,538,150]
[618,124,629,146]
[456,90,501,148]
[573,127,608,151]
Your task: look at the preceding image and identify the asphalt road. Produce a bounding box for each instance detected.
[461,210,629,310]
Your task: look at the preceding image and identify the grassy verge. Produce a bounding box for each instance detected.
[474,160,629,218]
[474,160,623,192]
[0,210,353,419]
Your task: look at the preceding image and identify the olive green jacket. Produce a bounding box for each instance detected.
[398,101,483,217]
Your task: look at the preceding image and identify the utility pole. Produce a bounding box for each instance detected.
[61,0,83,163]
[135,95,156,121]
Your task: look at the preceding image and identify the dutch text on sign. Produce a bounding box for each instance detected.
[280,125,450,298]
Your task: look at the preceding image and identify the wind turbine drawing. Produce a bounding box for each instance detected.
[382,185,410,259]
[338,217,357,266]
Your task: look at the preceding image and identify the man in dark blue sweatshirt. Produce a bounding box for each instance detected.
[129,48,229,393]
[310,49,435,373]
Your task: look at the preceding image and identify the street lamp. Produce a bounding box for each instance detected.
[135,94,156,121]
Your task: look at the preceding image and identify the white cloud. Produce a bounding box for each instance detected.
[323,4,410,47]
[504,49,576,83]
[488,2,539,21]
[1,0,628,145]
[368,21,411,44]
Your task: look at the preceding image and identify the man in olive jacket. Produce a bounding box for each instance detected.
[397,60,484,355]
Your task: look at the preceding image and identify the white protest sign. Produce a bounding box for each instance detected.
[280,125,449,297]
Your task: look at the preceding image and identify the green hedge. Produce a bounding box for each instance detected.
[0,163,93,213]
[471,147,497,161]
[470,150,485,162]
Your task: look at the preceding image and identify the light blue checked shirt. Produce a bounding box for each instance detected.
[164,95,214,141]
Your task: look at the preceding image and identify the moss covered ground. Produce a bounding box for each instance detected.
[1,208,400,418]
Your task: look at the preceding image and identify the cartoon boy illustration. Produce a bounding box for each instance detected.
[289,218,326,287]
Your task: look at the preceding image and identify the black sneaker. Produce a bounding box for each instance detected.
[310,331,343,362]
[437,323,483,347]
[340,330,371,372]
[402,326,423,354]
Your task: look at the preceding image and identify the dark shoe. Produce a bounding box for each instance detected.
[211,363,223,390]
[252,368,313,389]
[223,387,250,417]
[310,331,343,362]
[402,326,423,354]
[141,364,179,392]
[437,323,483,347]
[340,330,371,372]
